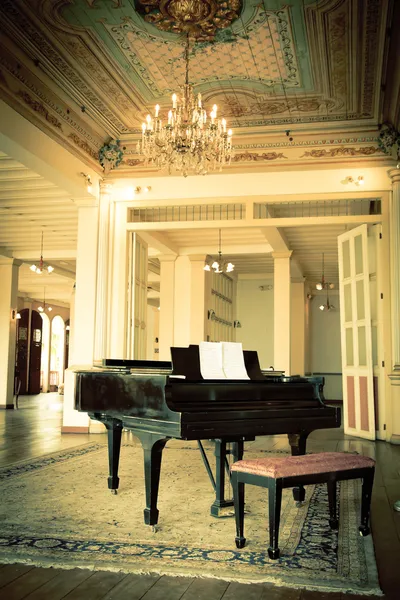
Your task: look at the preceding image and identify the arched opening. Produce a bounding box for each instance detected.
[49,315,65,392]
[40,312,50,392]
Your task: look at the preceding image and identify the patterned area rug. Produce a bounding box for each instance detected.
[0,441,381,595]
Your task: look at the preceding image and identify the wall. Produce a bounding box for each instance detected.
[309,290,343,400]
[236,276,274,369]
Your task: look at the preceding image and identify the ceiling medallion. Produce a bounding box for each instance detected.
[135,0,242,41]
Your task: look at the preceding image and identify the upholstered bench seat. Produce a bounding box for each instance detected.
[231,452,375,560]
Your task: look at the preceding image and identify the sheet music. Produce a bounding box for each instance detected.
[199,342,226,379]
[222,342,250,380]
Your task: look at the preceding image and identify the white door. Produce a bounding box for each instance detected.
[338,224,375,439]
[127,233,148,359]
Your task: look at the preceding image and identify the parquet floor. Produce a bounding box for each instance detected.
[0,394,399,600]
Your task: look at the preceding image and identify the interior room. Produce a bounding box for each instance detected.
[0,0,400,598]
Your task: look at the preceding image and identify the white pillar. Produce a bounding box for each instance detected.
[158,256,176,360]
[189,256,208,344]
[94,182,112,362]
[174,256,191,347]
[62,196,99,432]
[291,279,306,376]
[109,201,128,359]
[273,251,292,374]
[0,258,22,409]
[388,168,400,444]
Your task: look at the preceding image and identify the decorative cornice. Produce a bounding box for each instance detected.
[232,152,287,162]
[68,133,98,160]
[16,90,63,130]
[300,146,382,158]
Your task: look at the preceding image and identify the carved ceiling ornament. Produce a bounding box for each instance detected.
[134,0,242,41]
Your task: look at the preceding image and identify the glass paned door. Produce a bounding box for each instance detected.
[338,224,375,439]
[127,233,148,359]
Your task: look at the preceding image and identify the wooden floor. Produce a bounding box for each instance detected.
[0,394,399,600]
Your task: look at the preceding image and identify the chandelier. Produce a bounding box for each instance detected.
[204,229,234,274]
[30,232,54,274]
[319,291,335,312]
[38,287,53,313]
[316,253,334,291]
[137,34,233,177]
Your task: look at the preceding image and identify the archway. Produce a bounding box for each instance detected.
[40,312,50,392]
[49,315,65,392]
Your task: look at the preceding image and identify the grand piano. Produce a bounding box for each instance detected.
[74,345,341,526]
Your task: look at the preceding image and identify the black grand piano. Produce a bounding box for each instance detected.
[74,345,341,526]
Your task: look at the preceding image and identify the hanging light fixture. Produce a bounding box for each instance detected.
[319,290,335,311]
[30,232,54,274]
[137,33,233,177]
[204,229,234,274]
[316,253,334,291]
[38,287,53,313]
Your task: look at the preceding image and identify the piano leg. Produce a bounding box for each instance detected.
[210,439,244,518]
[288,431,310,503]
[103,417,123,494]
[135,432,168,526]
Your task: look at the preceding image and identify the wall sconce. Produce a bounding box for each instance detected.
[208,309,216,320]
[342,175,364,186]
[134,186,152,194]
[234,320,242,328]
[259,285,273,291]
[80,172,93,193]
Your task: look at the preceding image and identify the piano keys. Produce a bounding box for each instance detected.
[74,346,341,526]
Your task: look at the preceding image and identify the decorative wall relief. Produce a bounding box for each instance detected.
[68,133,99,160]
[232,152,287,162]
[378,124,400,160]
[16,90,63,131]
[99,139,124,173]
[300,146,381,158]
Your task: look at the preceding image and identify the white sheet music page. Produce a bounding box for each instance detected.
[199,342,226,379]
[221,342,250,380]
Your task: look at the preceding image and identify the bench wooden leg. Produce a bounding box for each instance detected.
[268,478,282,560]
[359,468,375,536]
[327,480,339,529]
[232,472,246,549]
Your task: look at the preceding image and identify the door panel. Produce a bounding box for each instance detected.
[338,224,375,439]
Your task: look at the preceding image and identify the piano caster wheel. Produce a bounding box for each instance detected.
[295,501,304,508]
[235,536,246,549]
[268,547,280,560]
[359,525,370,537]
[111,489,118,495]
[152,525,159,534]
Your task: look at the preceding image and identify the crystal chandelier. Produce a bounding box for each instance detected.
[316,253,334,291]
[30,232,54,274]
[137,34,233,177]
[204,229,234,274]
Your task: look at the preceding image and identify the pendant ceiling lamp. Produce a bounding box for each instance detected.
[316,253,334,291]
[30,232,54,275]
[204,229,234,274]
[137,33,233,177]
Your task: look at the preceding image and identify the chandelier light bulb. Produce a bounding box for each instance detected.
[316,282,323,291]
[30,264,37,272]
[319,304,325,311]
[38,306,44,312]
[47,306,52,312]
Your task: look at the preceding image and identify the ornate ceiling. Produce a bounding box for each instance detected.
[0,0,396,173]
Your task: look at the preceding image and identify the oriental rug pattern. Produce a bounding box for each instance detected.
[0,442,381,595]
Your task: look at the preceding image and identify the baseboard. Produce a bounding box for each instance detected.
[0,404,15,410]
[61,426,90,434]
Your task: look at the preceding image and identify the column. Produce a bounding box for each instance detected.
[291,278,306,376]
[108,201,128,358]
[173,256,191,347]
[94,182,112,362]
[273,251,292,374]
[158,256,176,360]
[62,196,99,432]
[0,258,22,409]
[189,255,209,344]
[388,168,400,444]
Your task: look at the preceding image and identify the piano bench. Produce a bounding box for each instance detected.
[230,452,375,560]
